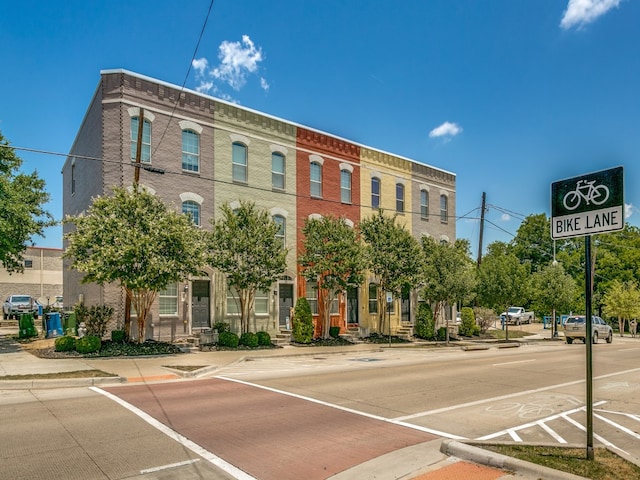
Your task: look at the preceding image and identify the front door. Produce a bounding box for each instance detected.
[191,280,210,329]
[401,290,410,323]
[347,286,358,325]
[278,284,293,328]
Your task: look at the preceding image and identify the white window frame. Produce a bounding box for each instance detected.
[310,162,322,198]
[420,189,429,220]
[272,152,285,190]
[396,183,405,213]
[181,130,200,173]
[232,142,248,183]
[159,283,178,316]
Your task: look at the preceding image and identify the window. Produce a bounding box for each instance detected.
[182,200,201,226]
[310,162,322,197]
[368,283,378,314]
[227,283,240,315]
[371,177,380,209]
[396,183,405,213]
[330,294,339,314]
[440,194,448,222]
[182,130,200,172]
[232,142,248,183]
[24,259,33,269]
[71,164,76,195]
[255,289,269,314]
[130,116,151,163]
[420,190,429,220]
[272,152,285,190]
[159,283,178,315]
[306,281,318,315]
[273,215,285,247]
[340,170,352,203]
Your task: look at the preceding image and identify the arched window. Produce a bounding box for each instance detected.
[341,169,352,203]
[130,117,151,163]
[232,142,248,183]
[396,183,405,213]
[371,177,380,209]
[182,200,201,226]
[182,130,200,172]
[440,194,448,222]
[272,152,285,190]
[420,189,429,220]
[310,162,322,197]
[273,214,286,247]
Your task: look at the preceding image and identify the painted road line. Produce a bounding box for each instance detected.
[90,386,257,480]
[594,413,640,440]
[393,367,640,421]
[491,359,536,367]
[539,421,568,444]
[562,412,628,455]
[140,459,200,474]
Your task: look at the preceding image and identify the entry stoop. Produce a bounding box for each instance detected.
[274,329,291,346]
[396,325,414,341]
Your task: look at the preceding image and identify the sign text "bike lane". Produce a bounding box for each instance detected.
[553,206,623,239]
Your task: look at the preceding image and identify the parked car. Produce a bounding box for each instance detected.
[3,295,40,320]
[500,306,535,325]
[564,315,613,344]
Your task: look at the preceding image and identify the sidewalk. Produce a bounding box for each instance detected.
[0,325,588,480]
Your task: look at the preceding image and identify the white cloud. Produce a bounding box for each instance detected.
[560,0,622,30]
[501,213,511,221]
[429,121,463,139]
[625,203,634,219]
[191,35,268,96]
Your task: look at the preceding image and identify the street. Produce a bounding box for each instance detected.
[1,339,639,479]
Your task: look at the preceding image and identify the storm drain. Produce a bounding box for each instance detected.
[351,358,383,362]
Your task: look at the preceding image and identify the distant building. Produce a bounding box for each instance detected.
[0,247,63,307]
[63,69,456,340]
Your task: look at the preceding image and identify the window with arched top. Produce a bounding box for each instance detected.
[130,117,151,163]
[232,142,248,183]
[182,130,200,172]
[182,200,201,226]
[440,194,448,223]
[396,183,405,213]
[341,169,352,203]
[272,152,285,190]
[420,190,429,220]
[371,177,380,209]
[310,162,322,197]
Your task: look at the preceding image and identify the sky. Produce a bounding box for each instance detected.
[1,0,638,260]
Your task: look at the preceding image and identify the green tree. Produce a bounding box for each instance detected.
[291,297,314,343]
[0,132,54,272]
[476,246,530,341]
[531,263,577,337]
[602,280,640,337]
[422,237,476,342]
[64,185,206,342]
[299,215,365,339]
[414,302,435,340]
[207,201,287,334]
[458,306,479,336]
[360,210,423,333]
[511,214,554,273]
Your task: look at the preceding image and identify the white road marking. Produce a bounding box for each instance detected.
[594,413,640,440]
[492,359,536,367]
[561,413,629,455]
[140,459,199,474]
[90,387,257,480]
[539,421,567,444]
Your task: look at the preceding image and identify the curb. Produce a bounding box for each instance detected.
[0,376,127,390]
[440,440,589,480]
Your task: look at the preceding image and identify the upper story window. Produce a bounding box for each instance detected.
[396,183,405,213]
[340,169,352,203]
[306,281,318,315]
[368,283,378,314]
[159,283,178,315]
[310,162,322,198]
[371,177,380,209]
[182,200,201,226]
[272,152,285,190]
[24,259,33,269]
[130,117,151,163]
[182,130,200,173]
[232,142,248,183]
[71,163,76,195]
[273,214,286,247]
[420,189,429,220]
[440,194,448,223]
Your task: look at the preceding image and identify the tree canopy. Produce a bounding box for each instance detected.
[602,279,640,337]
[0,132,54,272]
[207,201,287,334]
[299,215,364,339]
[64,185,206,342]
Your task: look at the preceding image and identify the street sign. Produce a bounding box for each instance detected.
[551,166,624,239]
[386,292,393,303]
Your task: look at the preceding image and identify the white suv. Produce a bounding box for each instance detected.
[564,315,613,344]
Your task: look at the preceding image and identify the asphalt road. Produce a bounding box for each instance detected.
[2,339,639,479]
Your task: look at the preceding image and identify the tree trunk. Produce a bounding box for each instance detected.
[618,316,624,337]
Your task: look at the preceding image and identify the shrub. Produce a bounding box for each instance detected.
[75,335,102,354]
[437,327,447,342]
[212,322,230,333]
[292,297,314,344]
[256,331,271,346]
[459,307,480,336]
[74,303,113,338]
[329,326,340,338]
[415,302,435,340]
[111,330,126,342]
[239,332,259,348]
[474,307,496,334]
[218,331,239,348]
[54,335,76,352]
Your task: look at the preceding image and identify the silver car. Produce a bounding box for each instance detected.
[564,315,613,344]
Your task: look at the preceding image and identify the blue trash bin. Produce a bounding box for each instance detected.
[37,304,43,318]
[45,312,64,338]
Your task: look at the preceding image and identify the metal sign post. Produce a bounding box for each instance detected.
[551,166,624,461]
[386,292,393,347]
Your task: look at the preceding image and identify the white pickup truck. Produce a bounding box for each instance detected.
[500,306,534,325]
[3,295,40,320]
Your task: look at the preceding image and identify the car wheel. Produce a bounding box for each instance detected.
[606,331,613,344]
[592,332,598,344]
[566,337,573,344]
[2,311,7,320]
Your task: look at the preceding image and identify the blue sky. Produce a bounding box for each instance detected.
[1,0,638,260]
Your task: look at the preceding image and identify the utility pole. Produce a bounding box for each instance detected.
[477,192,486,267]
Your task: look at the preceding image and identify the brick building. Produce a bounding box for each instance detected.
[63,69,456,340]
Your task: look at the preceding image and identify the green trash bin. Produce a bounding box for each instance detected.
[64,312,77,335]
[19,313,38,339]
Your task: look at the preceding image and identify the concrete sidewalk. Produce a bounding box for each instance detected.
[0,326,589,480]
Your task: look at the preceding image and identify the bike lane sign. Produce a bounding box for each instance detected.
[551,166,624,239]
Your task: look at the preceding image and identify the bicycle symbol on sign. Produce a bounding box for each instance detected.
[562,179,610,211]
